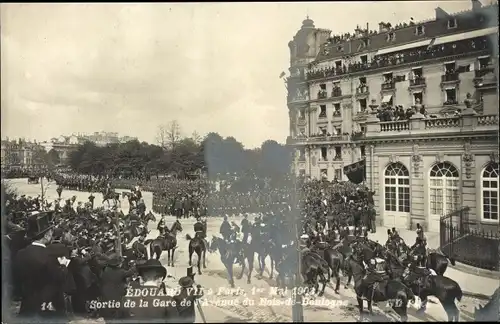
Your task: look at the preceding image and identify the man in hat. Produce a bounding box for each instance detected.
[158,214,169,236]
[174,266,203,323]
[14,224,67,320]
[88,193,95,209]
[132,233,148,261]
[56,185,63,199]
[123,259,179,321]
[99,253,136,320]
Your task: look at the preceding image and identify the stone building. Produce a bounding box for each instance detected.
[286,1,499,232]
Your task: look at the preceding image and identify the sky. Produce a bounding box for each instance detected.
[1,1,475,149]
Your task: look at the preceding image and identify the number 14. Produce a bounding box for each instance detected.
[41,302,55,311]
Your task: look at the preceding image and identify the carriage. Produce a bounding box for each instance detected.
[27,176,39,184]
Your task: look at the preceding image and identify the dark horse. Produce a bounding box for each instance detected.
[101,188,120,207]
[426,251,455,276]
[145,220,183,266]
[185,233,207,275]
[253,227,280,279]
[209,236,244,288]
[384,250,463,322]
[348,251,415,322]
[142,211,157,224]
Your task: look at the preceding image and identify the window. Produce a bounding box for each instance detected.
[335,60,342,69]
[320,169,328,178]
[383,72,393,82]
[445,62,456,73]
[299,128,306,136]
[387,32,396,42]
[299,148,305,160]
[429,162,460,215]
[333,103,341,116]
[360,126,367,134]
[320,84,326,90]
[299,169,306,177]
[319,105,327,118]
[360,55,368,65]
[445,88,457,103]
[413,92,423,105]
[481,163,499,222]
[335,169,342,180]
[478,56,491,69]
[299,108,306,119]
[333,126,342,135]
[333,81,340,88]
[447,18,457,29]
[384,162,410,213]
[337,46,344,52]
[335,147,342,160]
[412,67,423,78]
[359,77,367,85]
[416,25,425,36]
[359,98,367,112]
[321,147,328,161]
[360,145,366,157]
[319,127,327,135]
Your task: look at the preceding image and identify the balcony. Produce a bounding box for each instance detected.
[409,77,426,87]
[361,113,498,139]
[356,85,369,96]
[318,112,327,119]
[331,87,342,98]
[441,72,460,83]
[381,81,395,91]
[332,110,342,119]
[305,35,492,81]
[317,90,328,100]
[287,134,351,145]
[288,94,309,104]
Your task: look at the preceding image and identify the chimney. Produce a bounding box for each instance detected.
[472,0,482,11]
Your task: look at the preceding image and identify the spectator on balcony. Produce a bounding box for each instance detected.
[395,106,406,120]
[405,107,415,120]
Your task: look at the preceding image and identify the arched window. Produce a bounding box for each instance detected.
[384,162,410,213]
[481,163,499,222]
[429,162,460,215]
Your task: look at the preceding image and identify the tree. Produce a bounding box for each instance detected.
[48,149,61,166]
[156,120,182,150]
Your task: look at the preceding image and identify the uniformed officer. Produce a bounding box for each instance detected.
[241,214,250,244]
[359,258,388,302]
[219,216,231,241]
[157,214,169,236]
[131,234,148,261]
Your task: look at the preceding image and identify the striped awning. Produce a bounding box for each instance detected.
[432,26,498,46]
[376,39,433,56]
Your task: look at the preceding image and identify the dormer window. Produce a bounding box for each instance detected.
[416,26,425,36]
[387,32,396,42]
[447,18,457,29]
[337,45,344,52]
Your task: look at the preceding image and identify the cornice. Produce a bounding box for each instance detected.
[355,131,498,145]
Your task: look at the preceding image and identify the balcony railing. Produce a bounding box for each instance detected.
[288,134,351,144]
[356,85,369,95]
[381,81,395,91]
[305,35,492,81]
[331,88,342,98]
[318,112,327,119]
[288,94,309,103]
[409,77,426,87]
[441,73,459,82]
[318,91,328,99]
[333,110,341,118]
[362,114,498,138]
[443,100,459,106]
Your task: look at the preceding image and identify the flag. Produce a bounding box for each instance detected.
[343,159,366,184]
[279,71,286,78]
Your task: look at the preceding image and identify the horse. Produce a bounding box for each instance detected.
[101,189,120,207]
[300,249,331,297]
[142,211,157,224]
[185,233,207,275]
[121,191,139,208]
[404,273,463,321]
[123,222,148,244]
[145,220,183,265]
[253,226,280,279]
[426,251,455,276]
[209,236,238,288]
[348,251,415,322]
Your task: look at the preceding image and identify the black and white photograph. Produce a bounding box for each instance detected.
[1,1,499,323]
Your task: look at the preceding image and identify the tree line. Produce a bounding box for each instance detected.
[68,121,293,180]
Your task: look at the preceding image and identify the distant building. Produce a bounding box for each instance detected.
[1,139,46,169]
[286,1,499,231]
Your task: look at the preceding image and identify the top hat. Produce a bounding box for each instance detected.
[137,259,167,280]
[106,253,124,267]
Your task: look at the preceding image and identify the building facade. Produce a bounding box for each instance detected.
[286,1,499,232]
[1,139,46,169]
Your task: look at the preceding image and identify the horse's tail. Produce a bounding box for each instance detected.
[454,284,463,303]
[186,234,193,241]
[441,252,456,266]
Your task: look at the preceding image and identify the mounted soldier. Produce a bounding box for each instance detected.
[359,256,388,303]
[131,234,148,261]
[157,214,169,236]
[193,216,208,250]
[219,215,231,241]
[241,214,250,244]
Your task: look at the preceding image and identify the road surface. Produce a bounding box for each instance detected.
[7,178,486,322]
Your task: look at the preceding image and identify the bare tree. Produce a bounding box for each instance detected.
[191,131,202,144]
[156,120,182,150]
